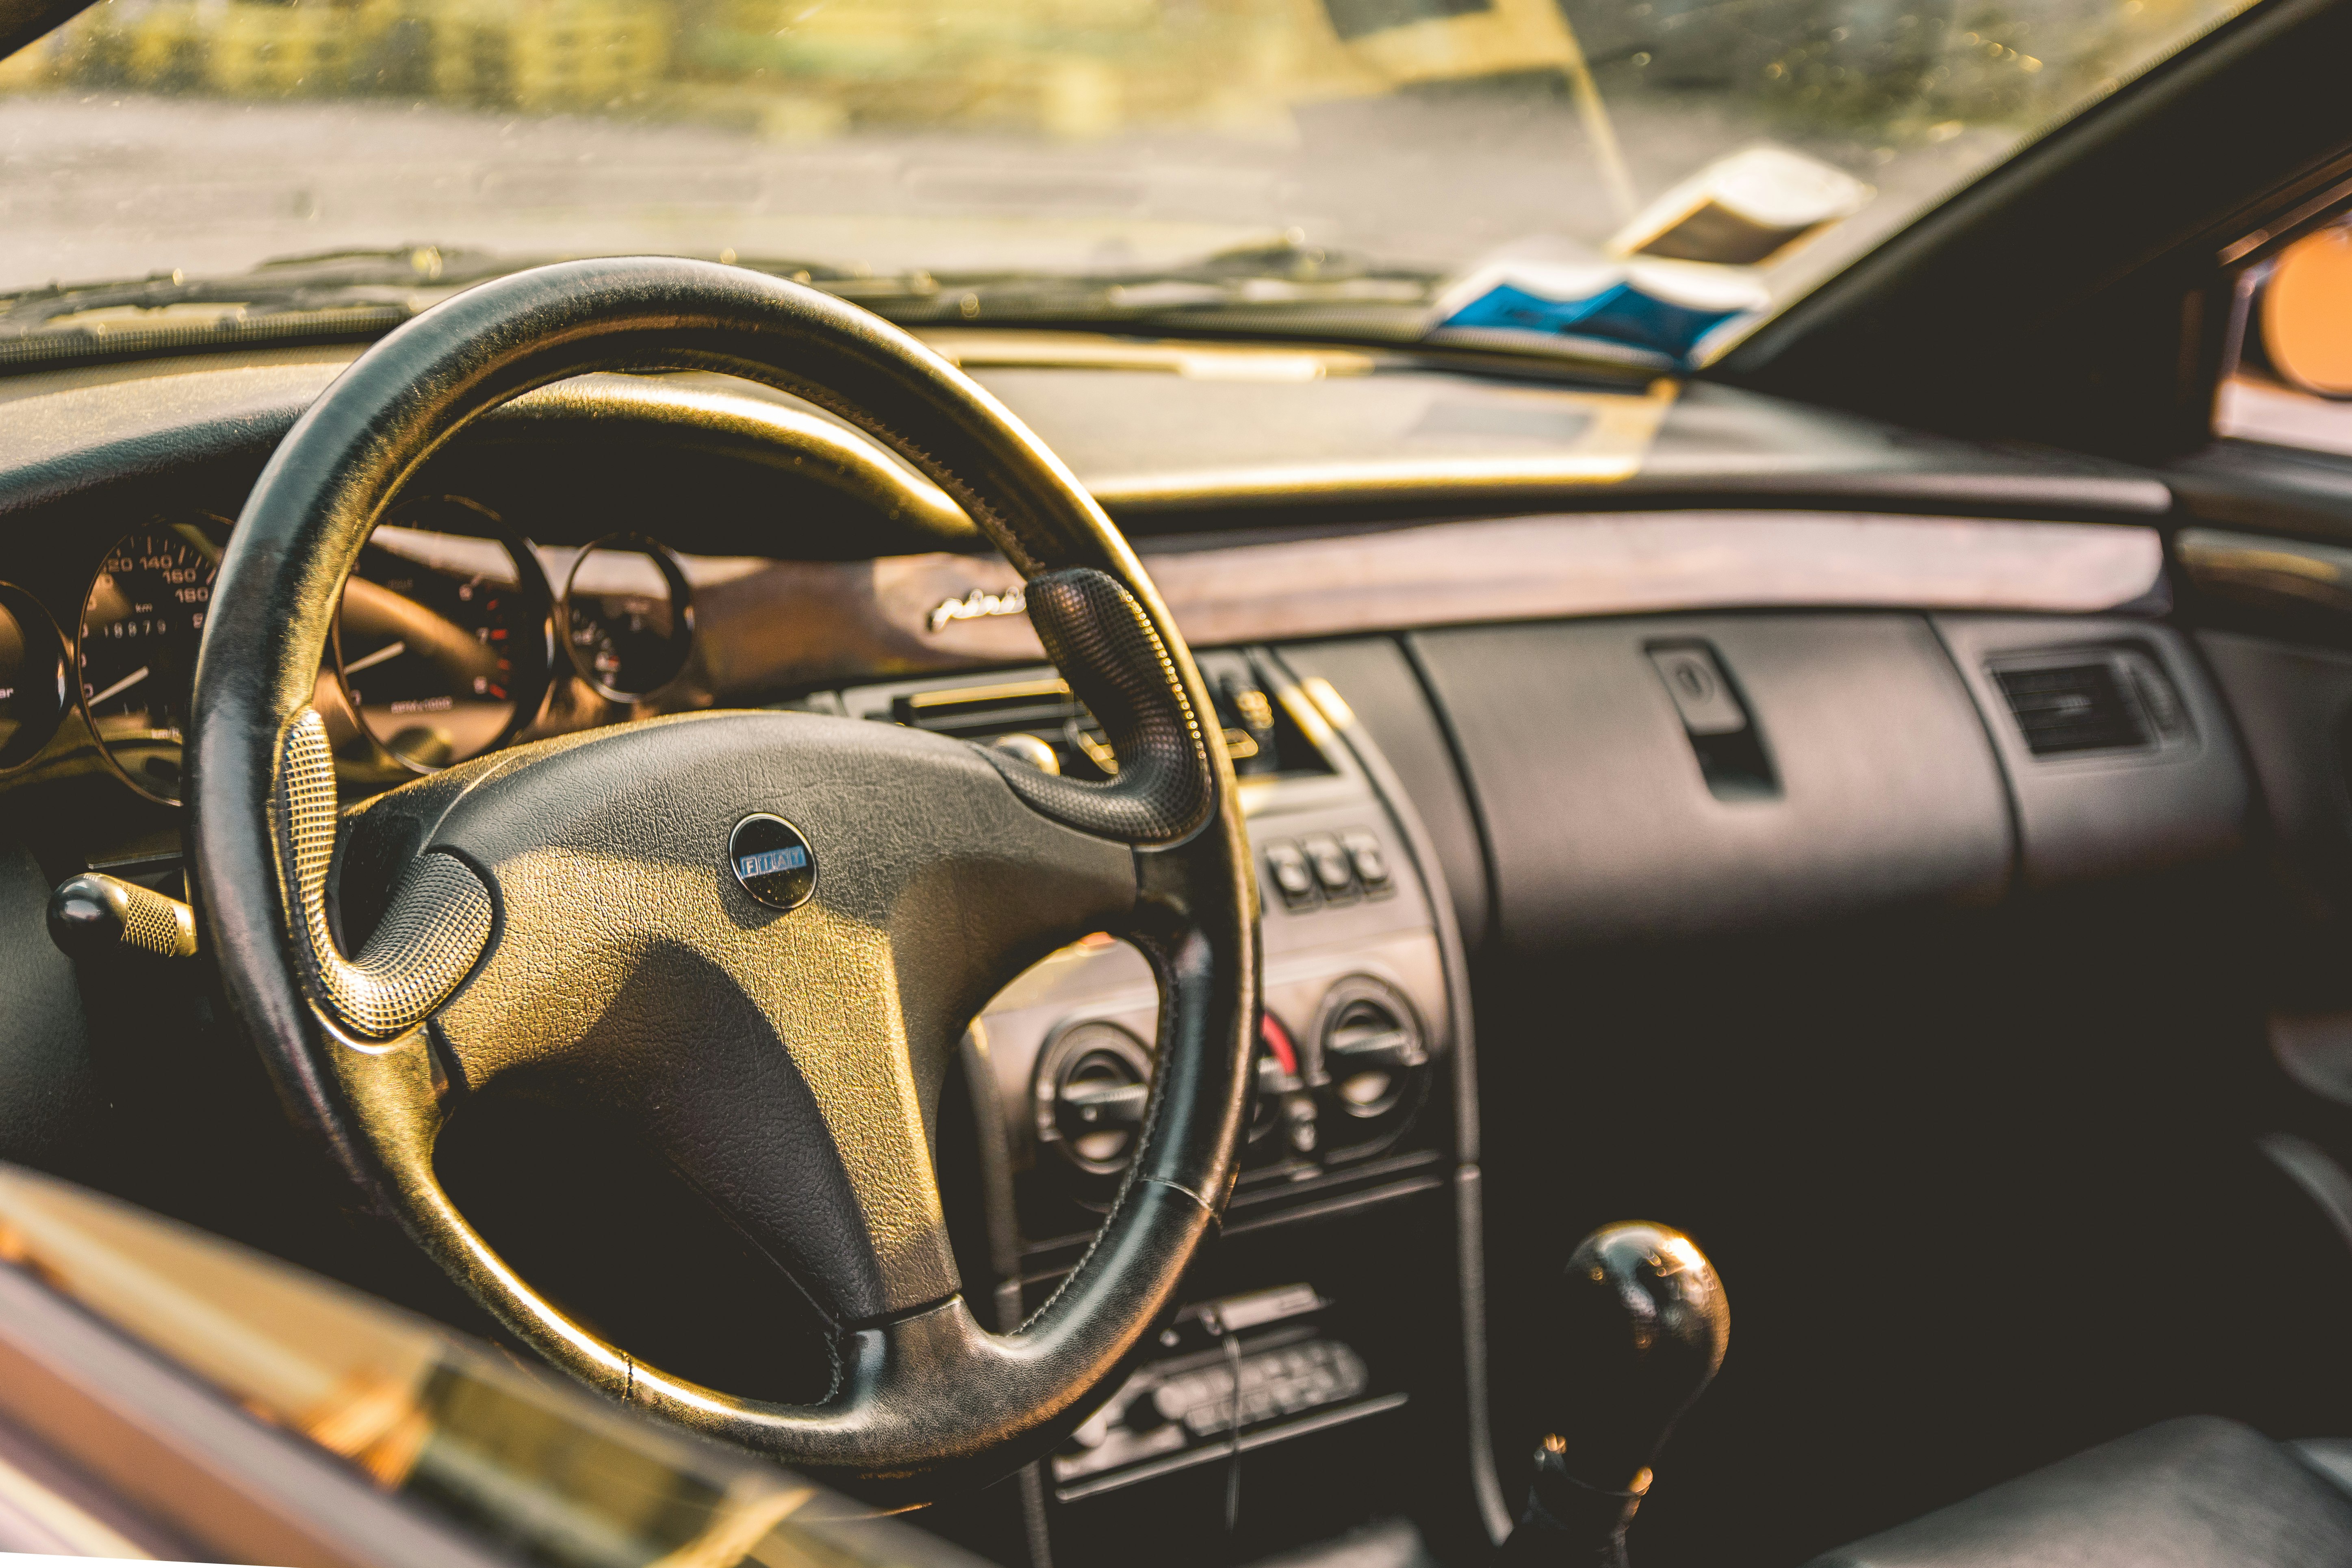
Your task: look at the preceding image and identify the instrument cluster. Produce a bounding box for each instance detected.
[0,498,701,807]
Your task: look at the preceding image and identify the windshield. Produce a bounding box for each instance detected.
[0,0,2262,364]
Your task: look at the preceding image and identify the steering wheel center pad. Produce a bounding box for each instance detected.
[370,707,1136,1322]
[184,258,1258,1492]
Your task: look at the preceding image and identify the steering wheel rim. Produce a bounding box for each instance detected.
[186,257,1257,1495]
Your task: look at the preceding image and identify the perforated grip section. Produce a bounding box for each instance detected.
[274,709,495,1042]
[982,568,1214,845]
[119,881,197,958]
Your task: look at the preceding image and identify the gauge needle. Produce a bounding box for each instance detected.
[85,665,150,707]
[343,640,407,675]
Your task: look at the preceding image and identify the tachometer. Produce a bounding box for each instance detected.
[562,536,694,702]
[77,517,226,804]
[336,499,551,772]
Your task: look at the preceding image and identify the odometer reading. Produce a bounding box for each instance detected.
[78,522,222,802]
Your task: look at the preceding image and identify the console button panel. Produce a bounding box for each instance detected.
[1258,824,1396,913]
[904,649,1449,1244]
[839,646,1458,1533]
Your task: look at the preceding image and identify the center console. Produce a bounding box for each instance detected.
[831,648,1491,1566]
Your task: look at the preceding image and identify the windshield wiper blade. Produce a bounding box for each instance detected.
[0,246,571,369]
[748,237,1443,327]
[0,245,878,368]
[0,240,1451,373]
[0,244,526,335]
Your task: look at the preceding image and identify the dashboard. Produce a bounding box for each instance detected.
[0,351,2181,888]
[0,330,2304,1568]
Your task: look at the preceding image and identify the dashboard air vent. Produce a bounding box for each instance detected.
[888,665,1324,778]
[894,677,1134,780]
[1992,661,2149,756]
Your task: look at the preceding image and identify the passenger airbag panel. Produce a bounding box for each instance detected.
[1411,614,2012,948]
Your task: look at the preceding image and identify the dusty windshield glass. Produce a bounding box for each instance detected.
[0,0,2262,363]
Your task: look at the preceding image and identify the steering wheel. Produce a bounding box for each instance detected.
[185,258,1256,1494]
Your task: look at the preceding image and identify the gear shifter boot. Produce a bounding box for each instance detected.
[1500,1222,1729,1567]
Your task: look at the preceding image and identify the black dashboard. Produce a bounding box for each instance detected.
[0,329,2319,1568]
[0,338,2213,890]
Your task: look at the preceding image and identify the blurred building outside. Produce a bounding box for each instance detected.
[0,0,2225,154]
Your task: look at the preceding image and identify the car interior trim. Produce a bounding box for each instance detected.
[1269,648,1510,1536]
[705,513,2170,698]
[1415,613,2020,948]
[2178,525,2352,621]
[0,1259,518,1568]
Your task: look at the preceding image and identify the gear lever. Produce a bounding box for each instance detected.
[1499,1222,1729,1567]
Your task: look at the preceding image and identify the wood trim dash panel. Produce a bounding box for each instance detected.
[690,511,2168,696]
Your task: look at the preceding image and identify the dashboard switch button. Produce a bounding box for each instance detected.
[1264,842,1318,908]
[1300,834,1357,899]
[1340,828,1390,891]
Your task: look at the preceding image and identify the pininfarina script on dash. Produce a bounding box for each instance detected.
[928,586,1027,634]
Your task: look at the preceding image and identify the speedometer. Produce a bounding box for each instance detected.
[78,517,226,804]
[336,499,552,772]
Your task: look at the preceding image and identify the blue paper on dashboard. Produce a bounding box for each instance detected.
[1428,252,1768,363]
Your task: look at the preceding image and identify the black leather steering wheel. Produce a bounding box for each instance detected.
[185,258,1256,1494]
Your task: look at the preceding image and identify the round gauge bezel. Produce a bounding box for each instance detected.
[75,512,232,807]
[0,581,70,774]
[1033,1017,1156,1184]
[1308,974,1432,1165]
[331,495,557,776]
[560,532,696,704]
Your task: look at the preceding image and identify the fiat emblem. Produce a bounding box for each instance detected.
[729,814,818,911]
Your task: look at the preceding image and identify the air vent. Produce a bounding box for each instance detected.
[894,677,1120,778]
[1035,1020,1154,1179]
[1310,975,1430,1160]
[886,668,1324,778]
[1990,649,2188,758]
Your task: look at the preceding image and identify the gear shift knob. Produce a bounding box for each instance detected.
[1549,1221,1728,1490]
[1501,1222,1728,1566]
